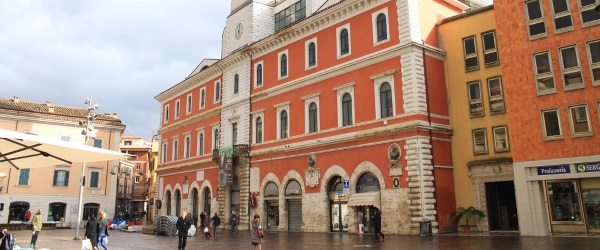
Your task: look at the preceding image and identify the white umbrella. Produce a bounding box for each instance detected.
[0,129,128,169]
[0,172,6,181]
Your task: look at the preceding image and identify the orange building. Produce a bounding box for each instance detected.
[495,0,600,236]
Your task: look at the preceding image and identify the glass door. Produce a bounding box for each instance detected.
[582,189,600,232]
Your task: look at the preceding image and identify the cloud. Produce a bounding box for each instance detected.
[0,0,230,139]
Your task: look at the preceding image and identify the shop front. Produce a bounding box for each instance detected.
[264,182,279,231]
[328,176,349,232]
[347,173,381,234]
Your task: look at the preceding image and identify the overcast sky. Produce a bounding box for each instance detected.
[0,0,230,139]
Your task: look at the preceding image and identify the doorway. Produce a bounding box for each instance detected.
[486,181,519,231]
[48,202,66,222]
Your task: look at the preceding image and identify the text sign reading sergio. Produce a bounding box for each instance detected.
[576,162,600,173]
[537,165,570,175]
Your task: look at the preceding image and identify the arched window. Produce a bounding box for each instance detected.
[342,93,353,126]
[285,180,302,196]
[265,182,279,198]
[308,42,316,67]
[198,133,204,155]
[256,117,263,143]
[376,14,387,42]
[175,190,182,215]
[309,102,318,133]
[234,74,239,94]
[192,189,199,226]
[257,65,263,86]
[184,136,190,158]
[280,54,288,77]
[356,173,380,193]
[165,190,172,215]
[340,29,349,55]
[173,140,179,161]
[203,188,211,216]
[328,176,343,194]
[215,82,220,101]
[280,110,288,139]
[380,82,393,118]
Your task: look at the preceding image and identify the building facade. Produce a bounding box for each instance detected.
[0,97,125,225]
[495,0,600,236]
[117,135,153,221]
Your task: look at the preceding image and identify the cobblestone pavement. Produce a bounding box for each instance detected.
[6,228,600,250]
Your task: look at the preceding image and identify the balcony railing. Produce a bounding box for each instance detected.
[212,144,249,162]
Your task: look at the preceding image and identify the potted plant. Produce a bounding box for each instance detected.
[448,206,485,233]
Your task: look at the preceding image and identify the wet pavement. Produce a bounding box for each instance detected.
[6,228,600,250]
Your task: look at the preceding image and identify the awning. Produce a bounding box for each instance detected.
[347,192,381,209]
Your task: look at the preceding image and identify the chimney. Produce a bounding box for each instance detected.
[46,100,54,113]
[104,112,111,115]
[113,112,118,119]
[12,96,20,103]
[45,100,52,107]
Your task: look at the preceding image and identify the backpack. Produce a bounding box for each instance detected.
[4,233,16,250]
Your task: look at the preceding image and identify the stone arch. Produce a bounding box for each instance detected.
[188,181,201,224]
[281,170,305,194]
[349,161,386,193]
[199,180,215,216]
[320,165,350,194]
[257,172,282,228]
[260,172,282,195]
[163,185,173,216]
[173,184,183,215]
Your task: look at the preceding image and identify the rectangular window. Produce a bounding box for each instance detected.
[175,100,180,119]
[587,40,600,86]
[547,181,582,222]
[493,126,510,153]
[472,129,488,155]
[18,168,30,186]
[162,143,167,163]
[164,105,170,123]
[488,77,505,114]
[468,81,484,117]
[463,36,479,71]
[274,0,306,31]
[232,123,238,145]
[60,135,70,142]
[550,0,574,33]
[481,31,499,66]
[93,139,102,148]
[568,104,592,137]
[186,94,192,114]
[172,139,179,161]
[135,165,141,171]
[200,89,206,108]
[53,169,69,187]
[90,171,100,188]
[533,51,557,95]
[198,132,204,155]
[541,108,563,140]
[525,0,548,39]
[559,45,584,90]
[135,176,140,184]
[578,0,600,27]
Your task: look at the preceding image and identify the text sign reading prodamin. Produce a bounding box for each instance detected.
[576,162,600,173]
[537,165,570,175]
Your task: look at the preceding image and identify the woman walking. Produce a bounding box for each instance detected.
[85,215,98,250]
[97,212,110,250]
[251,214,262,250]
[203,214,211,239]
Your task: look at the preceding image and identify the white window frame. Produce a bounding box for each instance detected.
[468,81,484,117]
[481,31,499,66]
[336,23,352,59]
[186,93,193,115]
[533,51,557,95]
[577,0,600,28]
[53,167,70,187]
[334,82,356,127]
[558,44,584,91]
[135,176,141,184]
[214,81,221,103]
[492,126,510,153]
[463,36,479,71]
[183,133,191,159]
[487,77,505,114]
[254,61,264,88]
[211,123,220,150]
[59,135,71,142]
[89,169,101,188]
[524,0,548,40]
[196,127,205,156]
[305,38,318,70]
[472,128,488,155]
[200,87,207,109]
[231,122,238,145]
[541,108,564,141]
[175,99,181,119]
[172,137,179,161]
[567,104,593,137]
[372,73,396,119]
[161,141,168,163]
[549,0,574,34]
[233,73,240,95]
[278,50,289,80]
[251,110,265,144]
[302,93,321,134]
[275,102,291,140]
[586,39,600,86]
[135,164,141,171]
[371,7,390,46]
[164,104,170,123]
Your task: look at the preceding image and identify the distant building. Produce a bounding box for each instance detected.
[0,96,125,225]
[117,135,153,221]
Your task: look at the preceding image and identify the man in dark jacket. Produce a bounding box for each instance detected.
[84,216,98,250]
[211,213,221,239]
[176,211,192,250]
[373,209,384,240]
[199,212,206,228]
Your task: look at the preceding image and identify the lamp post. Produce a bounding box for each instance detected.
[74,97,98,240]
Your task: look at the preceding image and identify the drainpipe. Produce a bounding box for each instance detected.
[247,53,253,230]
[422,41,438,225]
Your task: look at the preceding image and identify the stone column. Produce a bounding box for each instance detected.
[405,136,437,233]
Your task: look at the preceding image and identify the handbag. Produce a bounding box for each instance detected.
[81,238,92,250]
[204,227,209,233]
[258,228,264,238]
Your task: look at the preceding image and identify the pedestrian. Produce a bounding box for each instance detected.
[211,213,221,239]
[203,214,211,239]
[1,228,14,250]
[30,208,43,248]
[176,211,191,250]
[25,210,31,222]
[97,211,110,250]
[373,209,384,240]
[186,212,194,227]
[251,214,262,250]
[84,215,98,250]
[230,211,238,233]
[200,212,206,228]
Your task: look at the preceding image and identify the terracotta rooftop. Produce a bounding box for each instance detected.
[0,97,125,127]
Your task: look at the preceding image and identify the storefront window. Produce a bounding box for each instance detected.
[583,189,600,230]
[547,181,582,222]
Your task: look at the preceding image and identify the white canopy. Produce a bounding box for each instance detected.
[347,192,381,209]
[0,129,129,169]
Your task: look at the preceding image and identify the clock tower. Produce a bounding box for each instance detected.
[222,0,275,58]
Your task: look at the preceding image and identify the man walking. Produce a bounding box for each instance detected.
[373,210,384,240]
[176,211,191,250]
[30,209,43,248]
[230,211,238,233]
[211,213,221,239]
[200,212,206,228]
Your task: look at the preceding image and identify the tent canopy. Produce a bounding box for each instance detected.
[347,192,381,209]
[0,129,130,169]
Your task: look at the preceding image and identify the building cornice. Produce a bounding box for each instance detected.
[157,107,220,135]
[0,113,125,131]
[155,63,223,103]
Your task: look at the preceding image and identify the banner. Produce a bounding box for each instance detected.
[219,154,234,187]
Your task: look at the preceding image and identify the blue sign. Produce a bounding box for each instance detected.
[576,162,600,173]
[342,180,350,194]
[537,165,570,175]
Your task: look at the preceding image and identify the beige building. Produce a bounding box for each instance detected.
[116,135,153,221]
[0,96,125,226]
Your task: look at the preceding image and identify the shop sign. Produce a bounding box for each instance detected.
[342,180,350,194]
[537,165,570,175]
[576,162,600,173]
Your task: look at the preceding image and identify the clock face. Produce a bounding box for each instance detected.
[235,23,243,40]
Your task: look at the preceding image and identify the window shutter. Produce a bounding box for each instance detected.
[53,170,58,186]
[65,171,70,186]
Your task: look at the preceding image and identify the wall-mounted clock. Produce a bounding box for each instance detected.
[235,23,244,40]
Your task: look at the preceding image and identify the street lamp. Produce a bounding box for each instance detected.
[74,97,99,240]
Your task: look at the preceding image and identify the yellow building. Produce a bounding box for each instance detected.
[438,5,518,232]
[0,96,125,225]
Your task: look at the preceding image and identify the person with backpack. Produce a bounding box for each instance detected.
[1,228,15,250]
[211,213,221,239]
[30,209,43,248]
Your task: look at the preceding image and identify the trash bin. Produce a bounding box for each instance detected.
[419,220,432,236]
[358,224,364,234]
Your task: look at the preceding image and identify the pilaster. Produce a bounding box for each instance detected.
[404,136,437,232]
